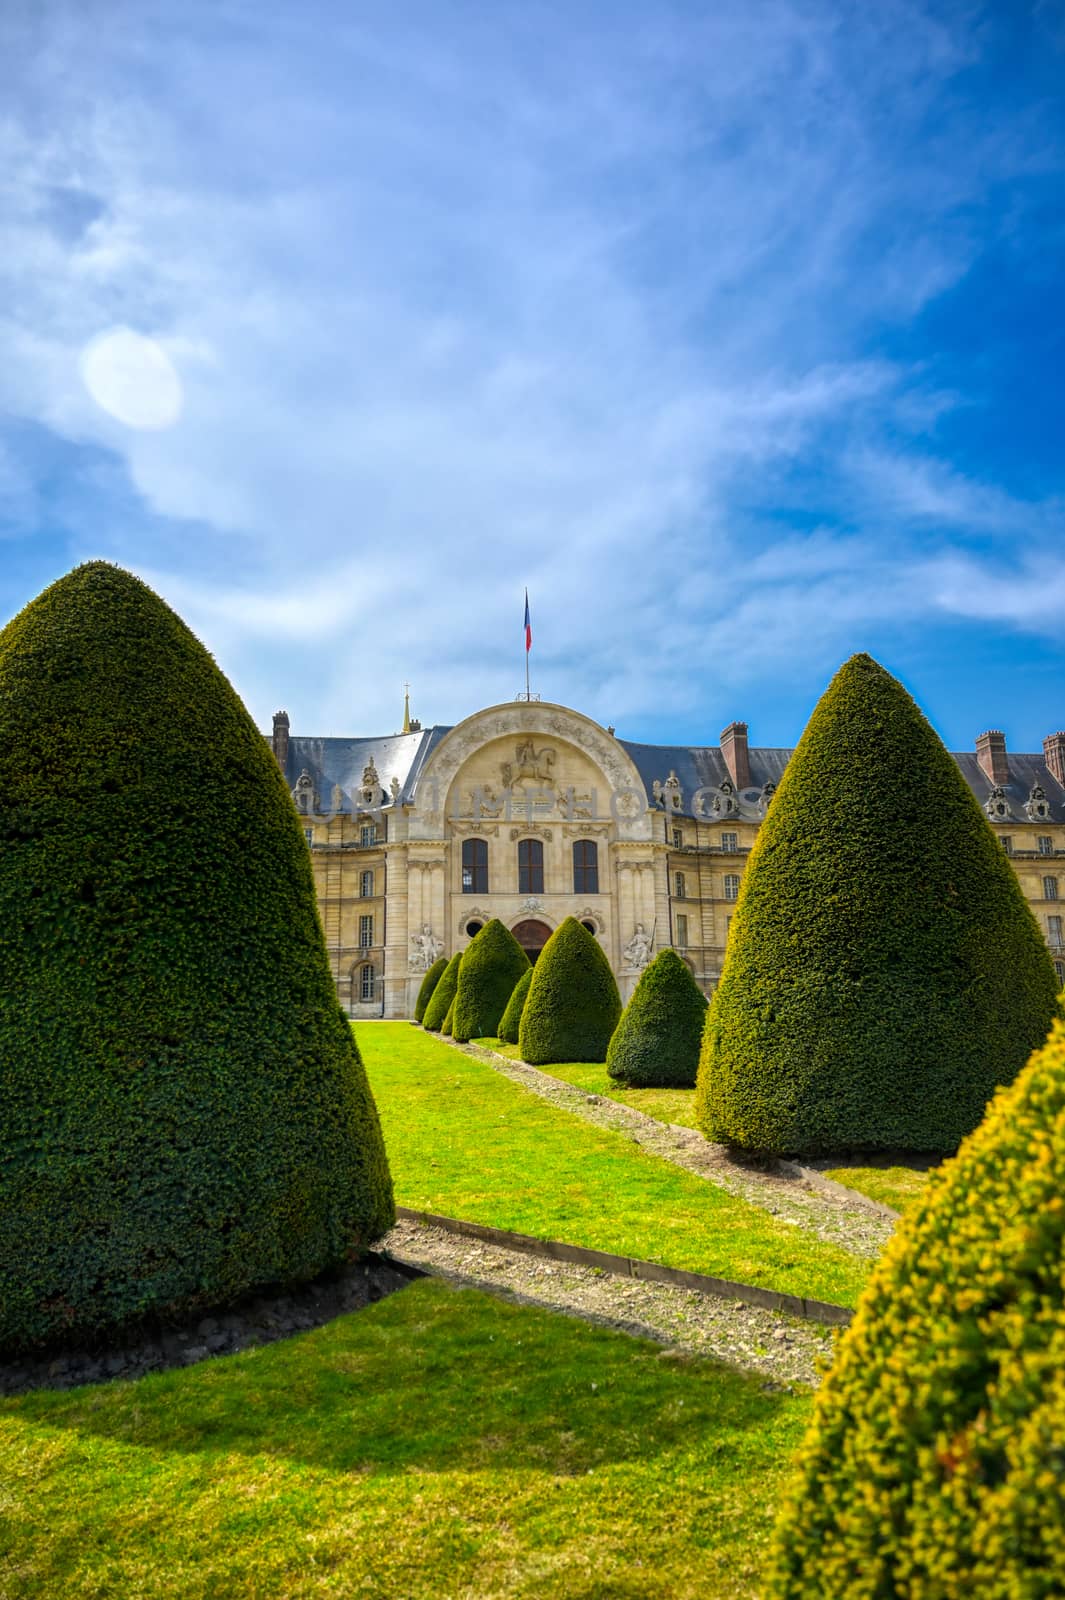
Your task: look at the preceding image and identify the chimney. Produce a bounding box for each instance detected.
[976,729,1009,786]
[272,710,290,775]
[1044,731,1065,788]
[720,722,751,790]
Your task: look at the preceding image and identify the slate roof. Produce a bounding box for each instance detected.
[271,726,1065,825]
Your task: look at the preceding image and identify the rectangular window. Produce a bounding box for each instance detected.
[518,838,544,895]
[675,914,688,948]
[359,914,373,948]
[303,827,314,846]
[672,827,684,849]
[360,964,375,1002]
[360,869,374,898]
[1039,836,1054,855]
[1056,962,1065,990]
[1001,836,1014,855]
[1045,877,1060,902]
[572,839,599,895]
[1048,915,1063,944]
[462,837,489,894]
[720,831,738,853]
[674,871,686,899]
[724,873,741,902]
[360,823,376,847]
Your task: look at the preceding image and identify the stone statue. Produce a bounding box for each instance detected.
[408,924,444,972]
[390,775,401,805]
[623,923,653,969]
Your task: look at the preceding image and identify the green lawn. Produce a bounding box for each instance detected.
[484,1041,701,1130]
[822,1164,932,1215]
[0,1278,812,1600]
[361,1023,868,1308]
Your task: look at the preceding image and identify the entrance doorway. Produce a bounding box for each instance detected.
[511,919,553,963]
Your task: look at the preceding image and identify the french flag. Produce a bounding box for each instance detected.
[524,589,532,653]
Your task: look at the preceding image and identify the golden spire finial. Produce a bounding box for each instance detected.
[402,681,411,735]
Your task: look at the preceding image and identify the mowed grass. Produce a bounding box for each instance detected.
[822,1163,933,1215]
[0,1277,812,1600]
[361,1024,868,1307]
[485,1041,701,1130]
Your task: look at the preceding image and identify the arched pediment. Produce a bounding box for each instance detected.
[409,701,652,839]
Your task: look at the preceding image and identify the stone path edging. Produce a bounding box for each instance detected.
[395,1204,853,1327]
[437,1034,898,1258]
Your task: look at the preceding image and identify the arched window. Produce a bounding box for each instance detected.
[465,920,484,937]
[359,964,376,1002]
[573,839,598,894]
[360,869,374,898]
[462,838,488,894]
[518,838,544,895]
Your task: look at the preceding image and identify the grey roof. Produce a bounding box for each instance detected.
[279,727,451,811]
[271,724,1065,824]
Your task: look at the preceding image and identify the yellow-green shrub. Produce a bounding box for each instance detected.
[767,1019,1065,1598]
[422,951,461,1032]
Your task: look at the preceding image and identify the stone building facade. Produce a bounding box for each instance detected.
[268,701,1065,1018]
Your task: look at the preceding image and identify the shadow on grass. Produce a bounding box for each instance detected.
[4,1277,797,1478]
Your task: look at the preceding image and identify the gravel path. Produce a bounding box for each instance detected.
[453,1040,897,1260]
[382,1216,836,1388]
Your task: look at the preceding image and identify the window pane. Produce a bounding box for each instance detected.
[359,914,373,948]
[518,838,544,895]
[360,964,375,1002]
[462,838,488,894]
[1039,836,1054,854]
[674,872,685,899]
[676,914,688,947]
[572,839,598,894]
[1045,877,1060,901]
[721,832,737,852]
[724,874,740,901]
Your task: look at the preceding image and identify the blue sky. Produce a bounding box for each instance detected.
[1,0,1063,751]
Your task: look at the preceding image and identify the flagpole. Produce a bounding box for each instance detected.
[524,587,531,701]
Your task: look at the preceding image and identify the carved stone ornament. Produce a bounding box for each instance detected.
[509,826,553,841]
[457,905,492,933]
[623,923,653,969]
[500,740,556,789]
[519,896,544,913]
[451,822,501,838]
[1025,784,1051,822]
[579,907,604,932]
[390,775,401,804]
[468,785,506,818]
[985,785,1012,821]
[663,771,682,811]
[408,924,445,972]
[758,781,776,814]
[291,769,319,814]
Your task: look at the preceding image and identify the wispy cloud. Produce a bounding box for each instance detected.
[0,0,1063,743]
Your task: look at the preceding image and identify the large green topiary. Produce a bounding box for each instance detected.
[0,562,394,1356]
[422,950,461,1032]
[414,956,448,1024]
[452,919,530,1043]
[767,1018,1065,1598]
[696,653,1059,1156]
[518,916,622,1065]
[606,949,708,1087]
[440,998,455,1037]
[498,968,533,1044]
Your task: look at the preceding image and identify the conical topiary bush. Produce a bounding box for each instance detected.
[441,998,455,1037]
[696,653,1059,1156]
[606,949,708,1087]
[414,955,448,1023]
[767,1019,1065,1598]
[0,562,393,1356]
[422,950,461,1032]
[452,919,530,1043]
[518,916,622,1065]
[498,969,533,1044]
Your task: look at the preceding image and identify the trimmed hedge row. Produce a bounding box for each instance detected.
[519,917,622,1065]
[768,1019,1065,1597]
[607,949,707,1087]
[422,951,461,1032]
[0,562,394,1356]
[414,956,448,1024]
[696,653,1059,1155]
[452,919,530,1042]
[498,969,533,1044]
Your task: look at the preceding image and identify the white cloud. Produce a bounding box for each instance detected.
[0,0,1062,736]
